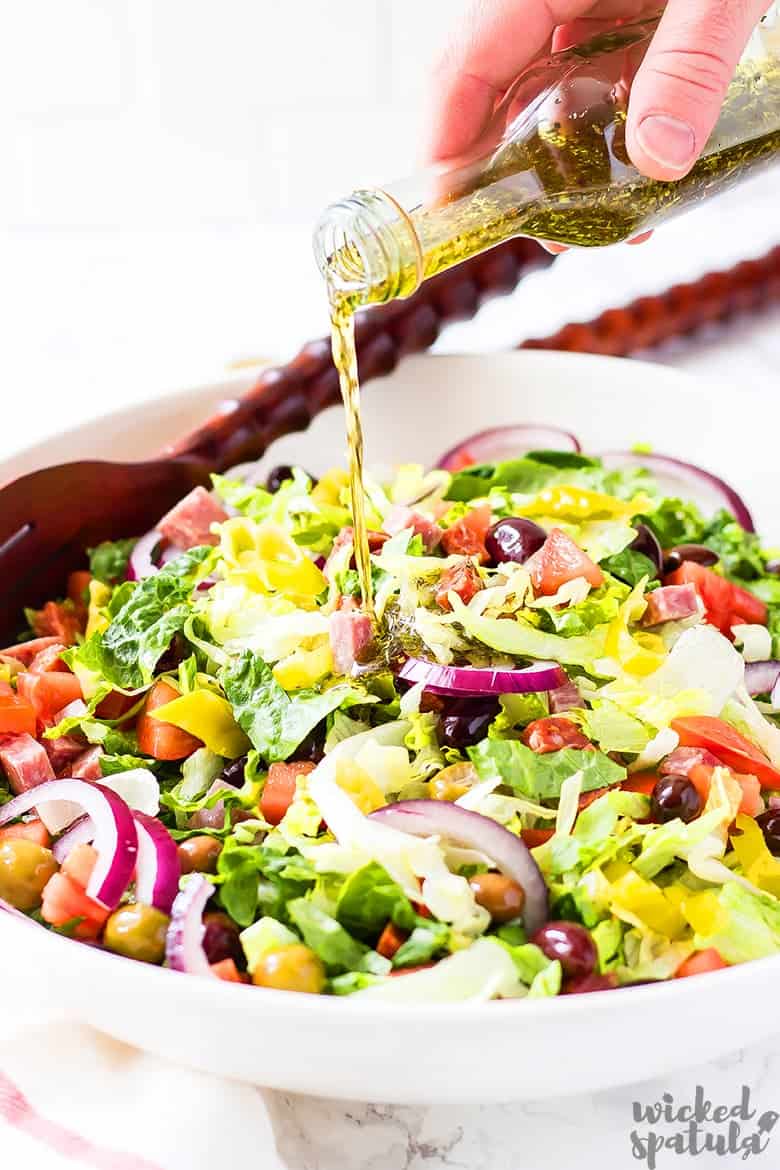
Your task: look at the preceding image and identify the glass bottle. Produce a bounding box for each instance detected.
[314,6,780,310]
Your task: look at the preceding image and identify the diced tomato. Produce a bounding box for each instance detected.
[435,560,484,611]
[522,716,592,754]
[0,819,50,847]
[521,828,555,848]
[61,843,98,888]
[440,505,492,563]
[29,601,83,646]
[672,715,780,789]
[0,689,36,736]
[675,948,728,978]
[621,772,659,796]
[136,681,203,761]
[17,671,83,724]
[525,528,603,596]
[260,760,316,825]
[40,872,109,940]
[67,571,92,605]
[689,762,763,817]
[577,786,609,811]
[377,922,408,959]
[95,689,137,722]
[665,562,767,637]
[211,958,248,983]
[731,581,769,626]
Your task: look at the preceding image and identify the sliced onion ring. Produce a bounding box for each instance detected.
[52,814,95,864]
[133,812,181,914]
[370,800,548,934]
[165,875,215,977]
[598,451,754,532]
[0,780,137,909]
[745,660,780,699]
[437,425,581,471]
[398,656,566,697]
[128,529,163,581]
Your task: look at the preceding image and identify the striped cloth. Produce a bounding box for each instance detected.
[0,1010,282,1170]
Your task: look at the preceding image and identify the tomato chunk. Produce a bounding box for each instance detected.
[377,922,408,959]
[211,958,248,983]
[621,772,658,796]
[675,949,728,978]
[435,560,484,611]
[0,819,51,847]
[0,690,36,736]
[136,681,203,761]
[40,872,109,940]
[29,601,83,646]
[526,528,603,596]
[673,716,780,789]
[522,716,592,754]
[664,562,767,636]
[260,760,317,825]
[688,762,763,816]
[17,670,83,724]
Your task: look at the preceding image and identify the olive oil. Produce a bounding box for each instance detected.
[319,11,780,612]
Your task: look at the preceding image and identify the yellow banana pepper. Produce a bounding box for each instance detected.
[519,485,652,523]
[150,689,250,758]
[219,519,326,607]
[335,759,386,815]
[86,580,112,638]
[730,813,780,897]
[273,642,334,690]
[609,870,688,938]
[311,468,350,507]
[681,890,729,936]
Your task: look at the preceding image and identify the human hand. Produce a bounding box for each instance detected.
[427,0,769,240]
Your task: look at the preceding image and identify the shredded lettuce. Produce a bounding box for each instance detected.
[469,739,625,801]
[692,881,780,964]
[353,938,526,1002]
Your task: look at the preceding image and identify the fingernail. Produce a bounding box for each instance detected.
[636,114,696,172]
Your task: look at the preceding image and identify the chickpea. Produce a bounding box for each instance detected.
[177,836,222,875]
[104,903,170,964]
[251,944,326,994]
[0,839,58,911]
[469,873,525,923]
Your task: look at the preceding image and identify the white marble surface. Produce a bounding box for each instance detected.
[5,175,780,1170]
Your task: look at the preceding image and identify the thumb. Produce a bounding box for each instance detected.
[626,0,769,180]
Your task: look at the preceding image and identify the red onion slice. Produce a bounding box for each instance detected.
[398,657,566,697]
[166,874,215,977]
[370,800,548,934]
[437,425,581,471]
[133,812,181,914]
[598,451,754,532]
[52,814,95,864]
[0,780,137,909]
[745,661,780,699]
[128,529,163,581]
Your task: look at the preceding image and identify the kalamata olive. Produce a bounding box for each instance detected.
[103,904,170,964]
[651,774,702,824]
[177,835,222,875]
[266,465,317,493]
[563,972,618,994]
[438,697,499,750]
[220,756,247,788]
[295,724,326,764]
[469,873,525,923]
[485,518,547,566]
[629,524,663,575]
[531,921,597,978]
[663,544,719,573]
[252,944,326,994]
[0,840,58,911]
[202,911,246,968]
[756,808,780,856]
[431,762,478,802]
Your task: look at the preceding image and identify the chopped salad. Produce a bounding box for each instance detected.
[3,423,780,1003]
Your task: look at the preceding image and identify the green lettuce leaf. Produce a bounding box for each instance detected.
[701,510,765,579]
[335,862,417,941]
[469,738,625,802]
[541,576,629,637]
[691,881,780,964]
[393,921,450,968]
[580,701,650,754]
[71,547,213,689]
[216,839,316,927]
[221,650,357,763]
[601,548,659,589]
[287,898,388,974]
[449,595,609,669]
[642,497,704,548]
[488,693,550,739]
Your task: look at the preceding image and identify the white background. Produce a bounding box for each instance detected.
[2,0,779,464]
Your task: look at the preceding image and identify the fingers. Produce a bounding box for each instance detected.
[626,0,770,180]
[425,0,597,163]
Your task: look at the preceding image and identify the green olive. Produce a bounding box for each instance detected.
[469,873,525,923]
[0,839,58,911]
[177,836,222,875]
[252,944,326,994]
[104,903,170,964]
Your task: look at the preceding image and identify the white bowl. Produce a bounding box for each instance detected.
[0,351,775,1105]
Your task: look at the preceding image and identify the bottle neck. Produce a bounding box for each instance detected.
[313,188,424,311]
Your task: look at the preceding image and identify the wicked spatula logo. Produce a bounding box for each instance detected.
[630,1086,779,1167]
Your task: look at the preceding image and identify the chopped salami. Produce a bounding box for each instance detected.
[0,733,55,794]
[642,584,700,626]
[435,560,484,611]
[157,486,229,549]
[548,678,583,713]
[324,526,388,579]
[383,505,443,552]
[0,637,61,667]
[660,746,724,776]
[63,746,105,782]
[329,608,374,675]
[521,717,592,754]
[44,733,86,774]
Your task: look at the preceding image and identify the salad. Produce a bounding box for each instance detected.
[3,423,780,1004]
